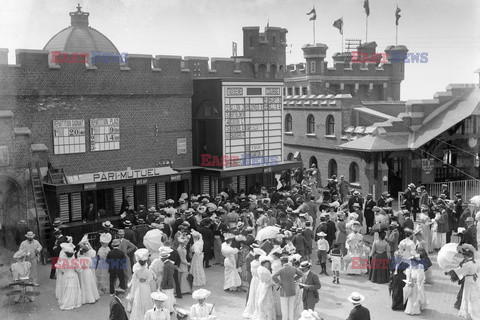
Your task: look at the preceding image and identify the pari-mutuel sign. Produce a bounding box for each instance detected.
[67,167,179,184]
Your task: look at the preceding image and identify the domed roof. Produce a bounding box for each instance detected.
[43,5,119,56]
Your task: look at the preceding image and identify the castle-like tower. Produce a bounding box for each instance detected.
[242,26,288,79]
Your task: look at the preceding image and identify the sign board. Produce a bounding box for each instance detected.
[177,138,187,154]
[90,118,120,151]
[170,174,182,182]
[421,158,435,184]
[53,119,86,154]
[222,82,283,169]
[66,166,179,184]
[136,178,148,185]
[84,183,97,190]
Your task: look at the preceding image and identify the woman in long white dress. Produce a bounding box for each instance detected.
[190,288,216,320]
[178,236,192,294]
[455,245,480,320]
[222,234,241,291]
[191,230,207,287]
[95,233,111,294]
[345,222,364,275]
[128,248,155,320]
[77,239,100,304]
[417,213,433,253]
[243,248,266,319]
[55,236,73,300]
[252,256,276,320]
[56,242,82,310]
[404,257,428,315]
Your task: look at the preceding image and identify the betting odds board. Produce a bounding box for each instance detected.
[90,118,120,151]
[223,82,283,168]
[52,119,86,154]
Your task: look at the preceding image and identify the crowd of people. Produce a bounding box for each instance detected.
[8,166,480,320]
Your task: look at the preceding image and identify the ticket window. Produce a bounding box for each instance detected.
[134,185,148,209]
[83,189,114,217]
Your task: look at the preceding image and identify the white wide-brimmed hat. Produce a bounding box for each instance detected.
[100,233,112,244]
[259,255,273,264]
[347,292,365,304]
[151,291,168,301]
[192,288,211,300]
[25,231,35,238]
[134,248,149,261]
[158,246,173,258]
[60,242,75,253]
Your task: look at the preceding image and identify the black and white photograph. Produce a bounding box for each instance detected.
[0,0,479,319]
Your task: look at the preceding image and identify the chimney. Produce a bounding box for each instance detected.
[0,48,8,64]
[70,4,89,27]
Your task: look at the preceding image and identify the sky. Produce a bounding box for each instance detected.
[0,0,479,100]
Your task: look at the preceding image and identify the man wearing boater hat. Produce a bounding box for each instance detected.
[299,261,321,310]
[272,255,303,320]
[346,292,371,320]
[19,231,42,286]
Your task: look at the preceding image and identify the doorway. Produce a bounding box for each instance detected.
[387,157,404,197]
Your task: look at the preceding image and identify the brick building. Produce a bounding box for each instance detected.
[0,6,297,246]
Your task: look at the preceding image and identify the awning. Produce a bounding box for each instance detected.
[193,161,301,178]
[44,166,191,195]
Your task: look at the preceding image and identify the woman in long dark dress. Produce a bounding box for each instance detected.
[369,231,391,283]
[390,260,408,310]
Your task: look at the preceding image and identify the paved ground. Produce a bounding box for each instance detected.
[1,245,463,320]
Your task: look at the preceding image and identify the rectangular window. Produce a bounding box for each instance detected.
[247,87,262,95]
[272,35,276,46]
[310,61,316,73]
[287,87,293,95]
[302,87,308,95]
[295,87,300,95]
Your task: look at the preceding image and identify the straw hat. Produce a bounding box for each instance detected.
[25,231,35,238]
[102,221,113,228]
[192,288,211,300]
[347,292,365,304]
[151,291,168,301]
[111,239,121,247]
[259,255,273,264]
[317,232,327,237]
[253,248,266,257]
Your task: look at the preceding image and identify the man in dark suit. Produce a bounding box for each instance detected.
[292,228,308,260]
[50,228,66,279]
[364,194,376,233]
[272,256,303,320]
[165,240,182,299]
[299,261,321,310]
[302,223,314,259]
[106,239,127,295]
[403,183,416,213]
[347,292,371,320]
[348,191,364,213]
[119,195,133,216]
[134,219,150,248]
[325,214,337,252]
[200,219,215,268]
[460,217,478,250]
[109,295,128,320]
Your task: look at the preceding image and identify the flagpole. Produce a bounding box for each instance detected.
[341,16,344,53]
[366,15,368,42]
[313,18,316,44]
[396,24,398,46]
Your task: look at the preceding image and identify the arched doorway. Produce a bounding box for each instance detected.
[0,175,24,250]
[328,159,338,178]
[309,156,318,168]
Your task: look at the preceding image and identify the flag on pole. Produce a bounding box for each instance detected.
[307,7,316,20]
[333,17,343,35]
[364,0,370,16]
[395,6,401,25]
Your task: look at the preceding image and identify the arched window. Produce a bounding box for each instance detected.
[326,115,335,135]
[309,156,318,168]
[349,162,359,183]
[287,153,294,161]
[328,159,338,178]
[307,114,315,134]
[285,114,293,132]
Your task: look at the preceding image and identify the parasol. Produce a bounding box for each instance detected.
[470,195,480,206]
[437,242,464,269]
[143,229,164,252]
[255,226,280,241]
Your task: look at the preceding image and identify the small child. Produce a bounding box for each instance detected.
[330,243,342,284]
[316,232,329,275]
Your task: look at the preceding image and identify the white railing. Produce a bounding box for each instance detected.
[424,179,480,201]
